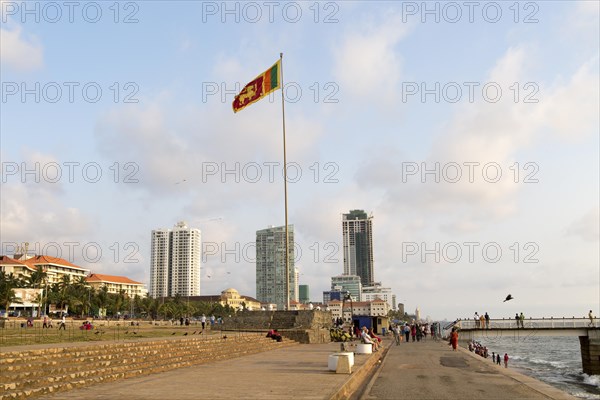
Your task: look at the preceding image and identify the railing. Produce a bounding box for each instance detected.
[453,317,598,330]
[0,318,238,347]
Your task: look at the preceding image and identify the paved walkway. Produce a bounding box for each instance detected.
[35,341,378,400]
[360,339,577,400]
[8,336,581,400]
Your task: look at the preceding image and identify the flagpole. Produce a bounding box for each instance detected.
[280,52,290,311]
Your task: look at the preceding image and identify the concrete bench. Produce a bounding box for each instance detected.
[328,352,354,374]
[355,343,373,354]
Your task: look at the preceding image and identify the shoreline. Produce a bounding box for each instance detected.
[456,343,579,399]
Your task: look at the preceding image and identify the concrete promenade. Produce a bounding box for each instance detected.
[360,338,577,400]
[35,340,381,400]
[10,336,580,400]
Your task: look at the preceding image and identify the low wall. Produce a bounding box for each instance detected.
[220,310,333,344]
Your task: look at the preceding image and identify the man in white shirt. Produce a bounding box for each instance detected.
[361,326,379,352]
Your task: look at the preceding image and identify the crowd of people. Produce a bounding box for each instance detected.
[468,340,510,368]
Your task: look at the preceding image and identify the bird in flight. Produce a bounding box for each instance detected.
[503,294,514,302]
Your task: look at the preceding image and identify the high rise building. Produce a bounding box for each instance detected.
[330,275,362,301]
[255,225,296,309]
[342,210,374,285]
[361,283,395,310]
[149,221,201,298]
[299,284,310,304]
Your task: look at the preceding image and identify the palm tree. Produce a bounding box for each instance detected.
[0,272,24,316]
[27,266,47,317]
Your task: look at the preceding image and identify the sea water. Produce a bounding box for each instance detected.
[476,335,600,399]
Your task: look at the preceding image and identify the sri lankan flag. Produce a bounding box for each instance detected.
[232,60,281,113]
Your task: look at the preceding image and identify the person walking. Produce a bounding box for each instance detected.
[201,314,207,331]
[58,315,66,330]
[504,353,509,368]
[404,324,410,343]
[392,325,400,345]
[449,328,459,351]
[42,316,49,329]
[484,312,490,329]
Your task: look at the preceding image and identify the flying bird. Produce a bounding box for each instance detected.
[503,294,514,302]
[175,179,187,185]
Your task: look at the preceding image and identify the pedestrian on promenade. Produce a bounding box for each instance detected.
[392,325,400,345]
[519,312,525,328]
[515,313,520,329]
[485,312,490,329]
[504,353,509,368]
[449,328,459,351]
[589,310,595,327]
[474,312,480,328]
[58,315,66,330]
[411,324,417,342]
[210,315,215,328]
[42,316,49,329]
[201,314,207,331]
[496,354,501,365]
[404,324,410,343]
[479,314,485,329]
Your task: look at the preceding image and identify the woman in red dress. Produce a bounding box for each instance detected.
[450,328,459,351]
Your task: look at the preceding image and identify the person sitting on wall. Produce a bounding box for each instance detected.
[267,329,282,342]
[368,327,383,344]
[361,326,379,352]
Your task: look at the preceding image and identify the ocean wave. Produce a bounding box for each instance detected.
[582,374,600,389]
[511,355,569,369]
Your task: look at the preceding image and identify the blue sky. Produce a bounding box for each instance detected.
[1,1,598,320]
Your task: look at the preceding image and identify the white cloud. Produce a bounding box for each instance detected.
[332,10,411,104]
[0,24,43,71]
[566,207,600,242]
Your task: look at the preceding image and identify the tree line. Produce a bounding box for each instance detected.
[0,268,235,319]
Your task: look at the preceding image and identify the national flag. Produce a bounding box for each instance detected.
[232,60,281,113]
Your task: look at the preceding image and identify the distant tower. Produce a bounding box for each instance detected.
[299,285,310,304]
[150,221,201,298]
[342,210,374,285]
[256,225,296,309]
[415,307,421,321]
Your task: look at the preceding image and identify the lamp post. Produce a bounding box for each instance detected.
[343,292,354,327]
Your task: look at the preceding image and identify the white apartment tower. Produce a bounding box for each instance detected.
[150,221,201,298]
[342,210,374,286]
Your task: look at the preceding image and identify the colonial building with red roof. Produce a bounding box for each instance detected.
[86,273,148,298]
